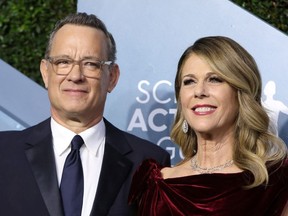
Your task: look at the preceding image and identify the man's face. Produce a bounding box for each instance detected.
[40,24,119,128]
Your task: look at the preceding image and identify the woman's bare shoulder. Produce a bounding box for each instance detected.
[161,160,196,179]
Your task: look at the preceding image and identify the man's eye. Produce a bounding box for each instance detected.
[83,61,101,69]
[54,59,72,66]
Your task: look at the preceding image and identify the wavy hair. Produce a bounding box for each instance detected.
[170,36,287,188]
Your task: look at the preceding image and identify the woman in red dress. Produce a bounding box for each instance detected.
[129,36,288,216]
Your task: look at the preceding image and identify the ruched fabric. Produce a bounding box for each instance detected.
[129,159,288,216]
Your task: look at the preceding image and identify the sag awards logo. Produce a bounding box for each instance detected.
[126,79,183,164]
[262,80,288,144]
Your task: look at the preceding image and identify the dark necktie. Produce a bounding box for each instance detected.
[60,135,84,216]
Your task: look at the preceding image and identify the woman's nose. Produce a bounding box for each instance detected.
[194,81,208,98]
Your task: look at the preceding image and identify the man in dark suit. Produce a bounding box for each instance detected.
[0,13,170,216]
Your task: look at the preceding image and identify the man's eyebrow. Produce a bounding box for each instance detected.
[81,56,101,60]
[49,55,72,59]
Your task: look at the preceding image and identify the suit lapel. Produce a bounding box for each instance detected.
[24,119,64,216]
[90,119,133,216]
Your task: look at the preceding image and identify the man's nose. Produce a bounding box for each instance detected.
[66,63,85,81]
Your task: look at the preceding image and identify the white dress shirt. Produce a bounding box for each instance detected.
[51,118,105,216]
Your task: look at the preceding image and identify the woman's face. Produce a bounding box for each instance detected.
[179,54,239,137]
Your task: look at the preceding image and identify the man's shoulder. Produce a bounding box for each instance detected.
[0,129,26,139]
[104,118,159,147]
[0,118,50,142]
[104,119,170,164]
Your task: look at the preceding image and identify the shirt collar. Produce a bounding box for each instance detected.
[51,118,106,156]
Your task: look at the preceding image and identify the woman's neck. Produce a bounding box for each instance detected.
[195,133,234,168]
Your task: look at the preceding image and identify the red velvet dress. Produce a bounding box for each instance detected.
[129,159,288,216]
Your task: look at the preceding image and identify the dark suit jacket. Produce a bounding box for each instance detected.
[0,118,170,216]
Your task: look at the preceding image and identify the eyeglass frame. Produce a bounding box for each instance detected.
[46,56,113,78]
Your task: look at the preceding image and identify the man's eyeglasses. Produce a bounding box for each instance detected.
[46,56,113,78]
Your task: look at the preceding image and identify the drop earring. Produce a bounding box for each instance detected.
[182,120,188,133]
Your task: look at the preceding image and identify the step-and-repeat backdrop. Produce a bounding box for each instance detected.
[78,0,288,165]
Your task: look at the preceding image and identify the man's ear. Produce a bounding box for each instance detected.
[107,63,120,93]
[40,59,49,89]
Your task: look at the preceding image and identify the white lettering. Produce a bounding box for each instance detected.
[127,108,148,131]
[157,136,175,160]
[169,108,177,119]
[136,80,150,104]
[153,80,172,104]
[148,108,167,132]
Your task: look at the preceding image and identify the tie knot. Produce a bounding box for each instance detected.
[71,135,84,150]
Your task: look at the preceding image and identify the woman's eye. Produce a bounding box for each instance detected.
[183,78,195,86]
[209,76,223,83]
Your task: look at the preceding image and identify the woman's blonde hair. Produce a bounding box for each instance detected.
[170,36,287,188]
